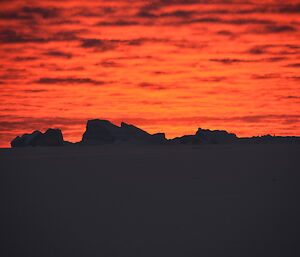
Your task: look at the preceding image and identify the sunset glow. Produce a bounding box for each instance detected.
[1,0,300,147]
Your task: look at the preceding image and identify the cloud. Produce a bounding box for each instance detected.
[34,77,107,85]
[138,82,166,90]
[262,25,297,33]
[288,76,300,80]
[228,18,273,25]
[139,100,164,105]
[0,11,31,20]
[252,73,281,79]
[0,29,47,44]
[0,6,61,20]
[0,68,27,80]
[236,4,300,15]
[136,3,299,31]
[137,9,198,19]
[194,76,227,82]
[79,37,167,51]
[43,51,73,59]
[95,61,122,67]
[161,16,277,27]
[216,30,234,36]
[95,20,139,26]
[0,29,82,44]
[141,114,300,124]
[6,68,26,73]
[246,24,297,35]
[80,39,118,51]
[278,4,300,13]
[247,44,299,55]
[161,10,199,17]
[210,58,252,64]
[234,115,300,123]
[285,63,300,67]
[141,1,300,15]
[75,6,116,17]
[0,116,86,132]
[23,89,49,93]
[51,30,82,41]
[262,57,287,62]
[22,6,60,19]
[13,56,38,61]
[53,66,85,72]
[151,71,174,75]
[139,0,235,13]
[50,19,80,25]
[279,95,300,99]
[173,39,207,49]
[138,9,275,26]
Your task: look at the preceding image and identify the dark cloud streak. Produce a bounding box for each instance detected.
[210,58,253,64]
[34,77,107,85]
[43,51,73,59]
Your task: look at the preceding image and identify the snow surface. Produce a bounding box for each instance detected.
[1,143,300,257]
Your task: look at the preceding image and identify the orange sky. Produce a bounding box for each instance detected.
[0,0,300,147]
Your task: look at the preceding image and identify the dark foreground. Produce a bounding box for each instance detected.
[1,144,300,257]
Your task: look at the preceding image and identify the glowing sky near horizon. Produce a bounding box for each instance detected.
[0,0,300,147]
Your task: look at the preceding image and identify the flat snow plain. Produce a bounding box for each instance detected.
[1,143,299,257]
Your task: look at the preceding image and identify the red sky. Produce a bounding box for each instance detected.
[0,0,300,147]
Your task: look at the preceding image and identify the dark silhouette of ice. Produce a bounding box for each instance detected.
[240,134,300,144]
[173,128,238,144]
[81,119,166,145]
[120,121,150,138]
[11,128,64,147]
[82,119,118,144]
[10,119,300,147]
[196,128,238,143]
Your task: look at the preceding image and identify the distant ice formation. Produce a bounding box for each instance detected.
[11,129,64,147]
[173,128,237,144]
[10,119,300,147]
[81,119,167,145]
